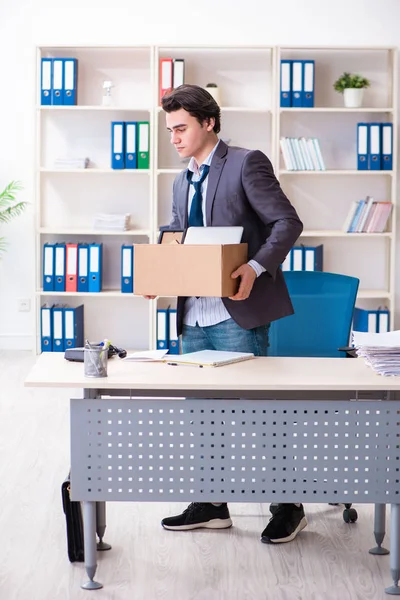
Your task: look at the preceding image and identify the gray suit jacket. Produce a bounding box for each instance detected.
[169,140,303,335]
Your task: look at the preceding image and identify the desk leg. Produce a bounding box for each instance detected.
[96,502,112,551]
[385,503,400,595]
[370,504,389,555]
[81,501,103,590]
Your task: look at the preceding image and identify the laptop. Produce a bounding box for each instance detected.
[184,226,244,245]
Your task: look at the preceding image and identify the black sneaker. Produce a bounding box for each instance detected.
[161,502,233,531]
[261,503,307,544]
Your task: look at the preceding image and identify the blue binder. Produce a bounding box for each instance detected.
[63,58,78,105]
[124,122,138,169]
[168,308,179,355]
[40,304,53,352]
[111,122,125,169]
[381,123,393,170]
[41,58,52,105]
[52,305,65,352]
[88,243,102,293]
[43,243,55,291]
[377,308,390,333]
[291,247,303,271]
[51,59,64,105]
[291,61,303,107]
[64,305,84,349]
[357,123,368,170]
[281,249,292,271]
[157,308,169,350]
[121,244,134,293]
[303,245,323,271]
[353,307,378,333]
[77,244,89,293]
[54,243,66,292]
[368,123,381,170]
[302,60,315,108]
[280,60,292,108]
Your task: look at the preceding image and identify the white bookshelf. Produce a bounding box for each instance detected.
[35,45,155,353]
[276,45,397,328]
[34,44,398,353]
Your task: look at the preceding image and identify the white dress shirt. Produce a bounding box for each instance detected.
[183,140,266,327]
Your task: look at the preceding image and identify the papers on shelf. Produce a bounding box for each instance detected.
[352,330,400,376]
[53,157,90,169]
[93,213,131,231]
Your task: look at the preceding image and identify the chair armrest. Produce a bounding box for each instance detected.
[338,346,357,358]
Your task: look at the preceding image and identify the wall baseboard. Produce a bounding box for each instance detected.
[0,334,34,351]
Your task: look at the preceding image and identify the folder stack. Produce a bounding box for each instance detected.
[111,121,150,170]
[40,304,84,352]
[159,58,185,104]
[280,59,315,108]
[353,307,390,334]
[43,242,103,293]
[157,307,179,354]
[41,58,78,106]
[342,197,392,233]
[280,137,325,171]
[281,245,323,272]
[357,122,393,171]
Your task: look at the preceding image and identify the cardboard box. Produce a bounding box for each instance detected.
[134,243,248,297]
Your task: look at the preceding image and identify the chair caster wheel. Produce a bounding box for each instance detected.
[343,507,358,523]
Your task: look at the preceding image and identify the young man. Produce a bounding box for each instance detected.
[157,84,305,544]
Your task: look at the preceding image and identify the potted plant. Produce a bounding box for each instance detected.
[333,72,371,108]
[0,181,27,254]
[205,83,221,105]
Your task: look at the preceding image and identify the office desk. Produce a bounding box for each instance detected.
[25,354,400,594]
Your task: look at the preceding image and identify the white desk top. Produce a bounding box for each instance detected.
[24,354,400,392]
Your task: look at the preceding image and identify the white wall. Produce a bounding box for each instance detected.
[0,0,399,349]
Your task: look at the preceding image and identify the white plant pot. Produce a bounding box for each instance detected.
[343,88,364,108]
[206,86,221,105]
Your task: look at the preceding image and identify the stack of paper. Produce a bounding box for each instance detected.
[352,330,400,376]
[93,213,131,231]
[54,157,90,169]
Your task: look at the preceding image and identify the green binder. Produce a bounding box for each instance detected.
[137,121,150,169]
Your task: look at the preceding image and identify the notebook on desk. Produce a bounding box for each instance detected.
[166,350,255,367]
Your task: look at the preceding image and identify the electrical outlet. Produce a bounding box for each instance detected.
[18,298,31,312]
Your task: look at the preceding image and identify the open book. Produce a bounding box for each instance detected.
[123,349,255,367]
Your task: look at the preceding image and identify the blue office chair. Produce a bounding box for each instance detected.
[269,270,360,522]
[269,271,359,358]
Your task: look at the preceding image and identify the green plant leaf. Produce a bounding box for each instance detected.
[333,72,370,93]
[0,202,27,223]
[0,237,7,254]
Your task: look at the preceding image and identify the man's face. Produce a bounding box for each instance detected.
[166,108,214,161]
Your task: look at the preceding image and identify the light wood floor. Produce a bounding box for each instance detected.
[0,350,394,600]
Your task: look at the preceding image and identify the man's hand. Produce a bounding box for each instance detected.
[144,295,157,300]
[229,264,256,301]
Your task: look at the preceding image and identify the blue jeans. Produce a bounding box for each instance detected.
[182,318,270,356]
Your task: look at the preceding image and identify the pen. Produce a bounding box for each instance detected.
[166,362,204,368]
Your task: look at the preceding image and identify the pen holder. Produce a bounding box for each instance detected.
[84,344,108,378]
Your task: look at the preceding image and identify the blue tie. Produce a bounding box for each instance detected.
[187,164,210,227]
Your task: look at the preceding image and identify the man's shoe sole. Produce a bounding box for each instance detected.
[162,517,233,531]
[260,516,308,544]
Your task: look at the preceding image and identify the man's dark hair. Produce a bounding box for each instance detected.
[161,84,221,134]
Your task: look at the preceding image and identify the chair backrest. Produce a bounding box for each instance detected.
[268,271,359,358]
